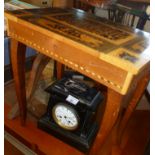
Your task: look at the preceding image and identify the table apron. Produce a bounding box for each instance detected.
[8,20,131,94]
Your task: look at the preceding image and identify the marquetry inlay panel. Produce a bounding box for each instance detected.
[5,8,150,94]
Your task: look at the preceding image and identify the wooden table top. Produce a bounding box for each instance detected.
[5,8,150,94]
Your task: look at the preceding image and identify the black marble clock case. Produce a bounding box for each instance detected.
[38,78,104,152]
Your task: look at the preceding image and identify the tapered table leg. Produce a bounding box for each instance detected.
[8,53,50,120]
[118,73,150,142]
[89,88,123,155]
[10,39,27,125]
[56,61,64,80]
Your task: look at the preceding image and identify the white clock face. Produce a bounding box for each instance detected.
[52,103,79,130]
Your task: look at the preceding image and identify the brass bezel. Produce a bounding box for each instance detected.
[52,103,80,131]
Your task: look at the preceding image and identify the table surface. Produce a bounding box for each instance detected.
[5,8,150,94]
[5,8,150,72]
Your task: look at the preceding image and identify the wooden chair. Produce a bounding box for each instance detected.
[107,3,150,30]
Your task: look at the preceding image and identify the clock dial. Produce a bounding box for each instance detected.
[52,103,79,130]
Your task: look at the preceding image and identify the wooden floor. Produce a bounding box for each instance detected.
[4,81,150,155]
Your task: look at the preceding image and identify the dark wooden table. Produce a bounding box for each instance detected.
[5,8,150,155]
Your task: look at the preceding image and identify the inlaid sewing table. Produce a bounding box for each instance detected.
[5,8,150,155]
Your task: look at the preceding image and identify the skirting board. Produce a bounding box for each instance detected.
[5,131,37,155]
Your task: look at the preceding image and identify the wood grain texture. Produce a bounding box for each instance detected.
[5,8,149,69]
[56,61,65,80]
[118,72,150,141]
[6,19,127,94]
[89,88,123,155]
[10,39,27,125]
[5,8,150,94]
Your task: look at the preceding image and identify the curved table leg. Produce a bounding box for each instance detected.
[10,39,27,125]
[8,51,50,123]
[89,88,123,155]
[118,73,150,142]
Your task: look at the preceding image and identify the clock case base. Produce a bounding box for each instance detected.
[38,114,98,152]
